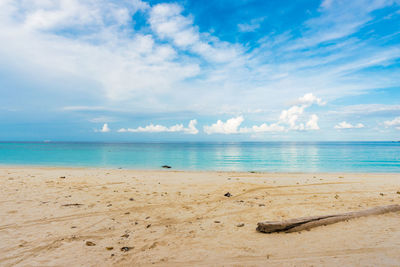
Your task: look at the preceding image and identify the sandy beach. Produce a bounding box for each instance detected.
[0,167,399,266]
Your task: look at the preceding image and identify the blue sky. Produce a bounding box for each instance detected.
[0,0,400,141]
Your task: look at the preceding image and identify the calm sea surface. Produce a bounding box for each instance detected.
[0,142,399,172]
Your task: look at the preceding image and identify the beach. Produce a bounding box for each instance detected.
[0,167,399,266]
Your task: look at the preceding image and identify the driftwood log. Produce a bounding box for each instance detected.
[257,204,400,233]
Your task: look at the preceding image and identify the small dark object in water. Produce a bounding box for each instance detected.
[120,247,133,252]
[224,192,232,197]
[86,241,96,246]
[162,165,171,169]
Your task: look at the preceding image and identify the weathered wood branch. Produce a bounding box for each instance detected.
[257,204,400,233]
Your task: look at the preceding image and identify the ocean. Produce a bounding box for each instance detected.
[0,142,399,172]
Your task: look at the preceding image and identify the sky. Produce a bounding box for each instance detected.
[0,0,400,142]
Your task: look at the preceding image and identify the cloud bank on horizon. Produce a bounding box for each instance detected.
[118,119,198,134]
[0,0,399,141]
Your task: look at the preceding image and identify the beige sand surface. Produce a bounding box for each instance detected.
[0,167,399,266]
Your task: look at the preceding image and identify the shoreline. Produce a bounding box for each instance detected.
[1,167,399,266]
[1,165,399,175]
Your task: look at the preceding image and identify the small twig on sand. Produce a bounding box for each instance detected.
[61,203,84,207]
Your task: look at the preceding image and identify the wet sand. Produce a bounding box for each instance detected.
[0,167,399,266]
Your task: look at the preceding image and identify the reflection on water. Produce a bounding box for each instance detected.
[0,142,399,172]
[307,144,320,172]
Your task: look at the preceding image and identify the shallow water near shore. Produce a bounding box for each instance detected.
[0,141,399,172]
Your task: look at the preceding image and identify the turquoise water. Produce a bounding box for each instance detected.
[0,142,399,172]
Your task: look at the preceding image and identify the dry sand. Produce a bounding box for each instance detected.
[0,167,399,266]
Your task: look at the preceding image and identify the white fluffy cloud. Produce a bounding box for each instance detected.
[279,105,305,130]
[204,93,322,134]
[278,93,322,130]
[204,116,244,134]
[185,120,199,134]
[297,93,326,106]
[306,114,320,130]
[118,120,198,134]
[384,117,400,130]
[95,123,110,133]
[334,121,365,129]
